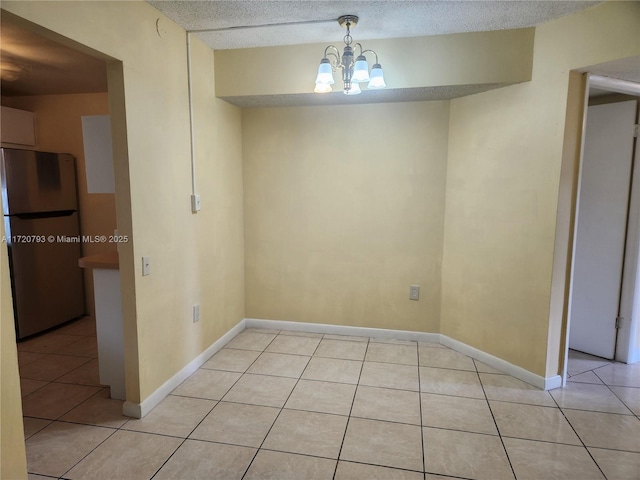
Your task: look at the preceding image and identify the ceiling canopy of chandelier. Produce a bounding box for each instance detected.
[314,15,386,95]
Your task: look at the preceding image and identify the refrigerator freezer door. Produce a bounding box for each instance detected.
[6,212,85,338]
[1,149,78,215]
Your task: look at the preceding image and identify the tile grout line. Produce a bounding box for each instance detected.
[147,397,225,479]
[149,330,280,480]
[331,336,370,480]
[30,381,105,427]
[238,331,322,480]
[27,333,104,480]
[19,380,52,399]
[19,354,94,384]
[51,357,98,384]
[549,404,636,416]
[148,405,630,456]
[69,335,473,478]
[26,330,637,479]
[474,361,519,480]
[170,390,500,431]
[549,387,609,479]
[557,352,639,468]
[56,421,119,479]
[417,343,426,477]
[594,369,639,417]
[54,380,146,478]
[71,329,272,480]
[147,438,190,478]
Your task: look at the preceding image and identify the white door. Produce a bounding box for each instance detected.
[569,100,638,359]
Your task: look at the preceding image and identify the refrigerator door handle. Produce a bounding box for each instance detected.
[13,210,77,220]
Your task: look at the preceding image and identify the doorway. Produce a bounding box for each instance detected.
[1,12,130,401]
[569,95,638,359]
[566,74,640,374]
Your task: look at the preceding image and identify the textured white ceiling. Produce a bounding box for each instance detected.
[583,56,640,84]
[148,0,601,50]
[3,1,627,106]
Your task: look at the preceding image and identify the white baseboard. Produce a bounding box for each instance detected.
[438,335,558,390]
[123,319,246,418]
[247,318,559,390]
[544,375,563,390]
[126,316,561,418]
[245,318,441,344]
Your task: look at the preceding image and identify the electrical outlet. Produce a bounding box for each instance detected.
[409,285,420,301]
[142,256,151,276]
[193,304,200,323]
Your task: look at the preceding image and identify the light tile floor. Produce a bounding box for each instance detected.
[17,319,640,479]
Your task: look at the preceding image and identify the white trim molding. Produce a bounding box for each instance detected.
[123,319,246,418]
[246,318,560,390]
[126,317,561,418]
[439,335,561,390]
[588,74,640,97]
[244,318,441,344]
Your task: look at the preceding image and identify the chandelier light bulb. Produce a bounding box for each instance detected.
[315,59,335,85]
[368,64,386,89]
[314,83,333,93]
[344,82,361,95]
[352,55,370,82]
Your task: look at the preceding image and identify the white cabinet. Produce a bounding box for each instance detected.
[1,106,36,146]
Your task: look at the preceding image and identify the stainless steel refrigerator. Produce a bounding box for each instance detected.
[1,148,85,339]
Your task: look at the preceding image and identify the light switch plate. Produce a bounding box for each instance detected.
[191,194,201,213]
[142,256,151,276]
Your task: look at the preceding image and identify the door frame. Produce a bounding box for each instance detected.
[1,11,138,401]
[562,74,640,385]
[618,102,640,364]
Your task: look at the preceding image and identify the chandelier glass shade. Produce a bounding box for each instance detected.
[314,16,386,95]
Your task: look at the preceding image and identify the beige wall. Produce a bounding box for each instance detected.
[239,2,640,373]
[1,1,246,405]
[243,101,449,332]
[215,28,534,98]
[1,207,27,479]
[442,1,640,377]
[1,93,115,317]
[1,3,637,473]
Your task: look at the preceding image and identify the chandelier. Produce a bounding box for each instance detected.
[314,15,386,95]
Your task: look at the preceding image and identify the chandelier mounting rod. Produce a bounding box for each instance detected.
[337,15,359,29]
[313,14,386,95]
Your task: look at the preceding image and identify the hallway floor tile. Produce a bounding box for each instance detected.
[18,320,640,479]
